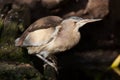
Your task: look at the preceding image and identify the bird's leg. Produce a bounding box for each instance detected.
[36,52,58,71]
[36,54,56,68]
[48,55,58,69]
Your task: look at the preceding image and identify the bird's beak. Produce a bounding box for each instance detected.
[76,18,102,28]
[78,18,102,23]
[82,18,102,23]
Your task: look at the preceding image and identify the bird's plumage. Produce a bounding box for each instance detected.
[15,16,101,70]
[15,16,63,47]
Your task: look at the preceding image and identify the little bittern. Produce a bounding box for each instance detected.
[15,16,101,70]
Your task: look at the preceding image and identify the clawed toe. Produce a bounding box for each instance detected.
[43,62,58,72]
[36,54,58,71]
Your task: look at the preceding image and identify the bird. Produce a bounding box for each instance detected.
[15,16,101,71]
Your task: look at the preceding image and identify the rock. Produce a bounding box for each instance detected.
[41,0,63,9]
[0,62,43,80]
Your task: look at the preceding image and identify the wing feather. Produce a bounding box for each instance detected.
[15,16,62,46]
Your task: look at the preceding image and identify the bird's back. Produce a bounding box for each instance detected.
[15,16,62,47]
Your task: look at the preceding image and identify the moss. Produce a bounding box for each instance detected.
[0,63,43,80]
[0,5,43,80]
[0,18,30,64]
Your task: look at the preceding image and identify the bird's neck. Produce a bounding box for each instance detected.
[61,25,80,39]
[73,25,82,32]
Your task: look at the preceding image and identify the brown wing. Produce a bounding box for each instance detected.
[16,16,63,46]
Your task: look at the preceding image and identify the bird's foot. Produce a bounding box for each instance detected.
[36,54,58,72]
[44,61,58,72]
[48,56,58,71]
[43,63,58,72]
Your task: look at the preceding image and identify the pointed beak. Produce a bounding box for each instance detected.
[80,19,102,23]
[78,18,102,23]
[76,18,102,28]
[82,18,102,23]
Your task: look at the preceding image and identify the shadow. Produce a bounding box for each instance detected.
[108,0,120,47]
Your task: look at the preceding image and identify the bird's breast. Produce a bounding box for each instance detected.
[45,31,80,54]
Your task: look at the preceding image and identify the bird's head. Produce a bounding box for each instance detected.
[62,16,101,31]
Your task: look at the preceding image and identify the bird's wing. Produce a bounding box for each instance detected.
[15,16,62,46]
[22,25,62,47]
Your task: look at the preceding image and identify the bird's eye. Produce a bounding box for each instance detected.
[74,21,77,24]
